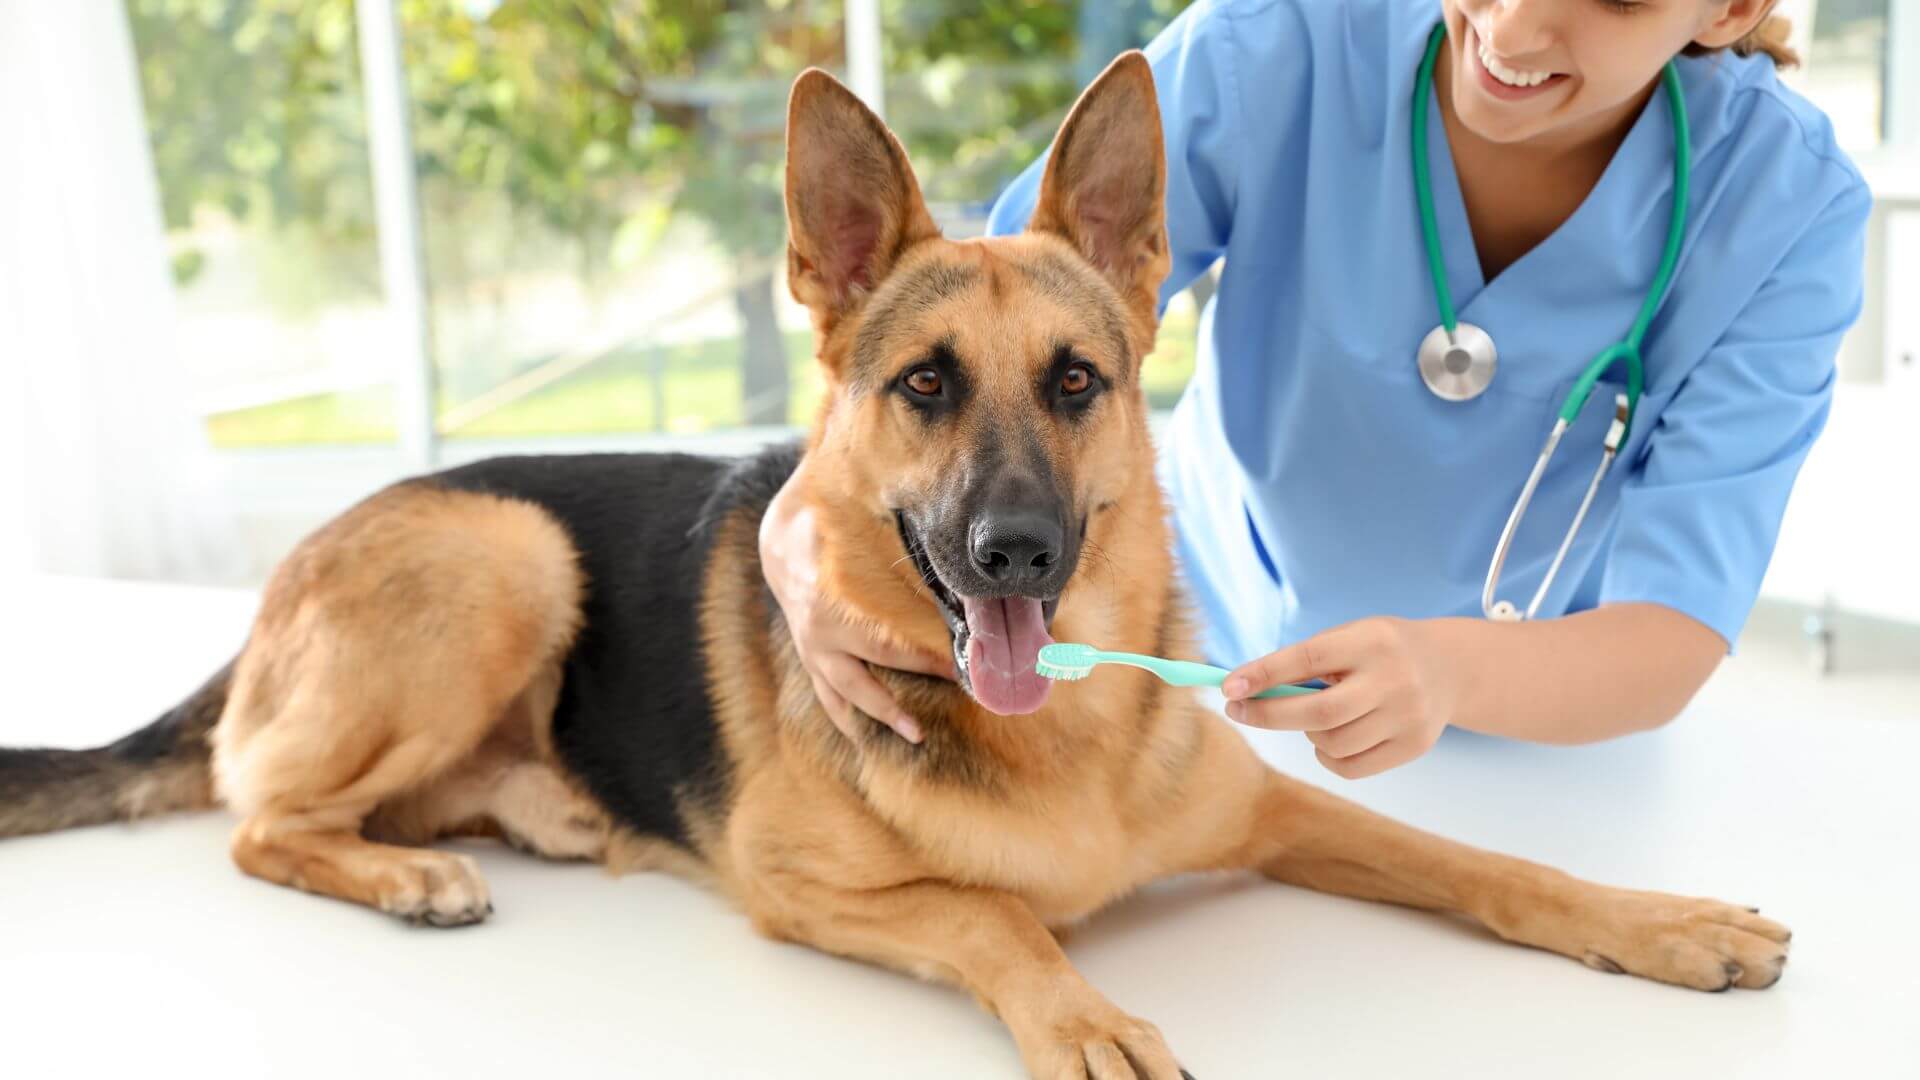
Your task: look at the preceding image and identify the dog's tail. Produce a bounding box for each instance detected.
[0,663,231,839]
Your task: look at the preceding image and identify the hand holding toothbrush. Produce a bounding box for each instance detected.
[1222,617,1456,780]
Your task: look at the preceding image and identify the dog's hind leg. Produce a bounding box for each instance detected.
[371,758,613,863]
[1213,765,1792,992]
[223,681,517,926]
[213,483,583,926]
[364,666,613,863]
[231,805,496,927]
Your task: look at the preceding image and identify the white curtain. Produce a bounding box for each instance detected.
[0,1,241,584]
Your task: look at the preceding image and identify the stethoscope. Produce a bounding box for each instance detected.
[1410,23,1692,621]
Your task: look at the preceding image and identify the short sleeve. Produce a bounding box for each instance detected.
[1599,178,1873,647]
[984,0,1248,310]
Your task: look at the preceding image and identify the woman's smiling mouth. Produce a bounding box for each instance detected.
[1470,27,1569,101]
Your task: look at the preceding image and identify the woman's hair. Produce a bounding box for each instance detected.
[1683,7,1799,69]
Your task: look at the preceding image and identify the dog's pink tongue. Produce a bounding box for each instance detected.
[961,596,1054,716]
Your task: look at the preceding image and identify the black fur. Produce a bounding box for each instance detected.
[0,663,229,838]
[431,443,803,849]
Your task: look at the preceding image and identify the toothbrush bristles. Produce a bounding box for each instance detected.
[1033,662,1092,681]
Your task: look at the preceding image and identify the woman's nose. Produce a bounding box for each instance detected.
[1480,0,1553,58]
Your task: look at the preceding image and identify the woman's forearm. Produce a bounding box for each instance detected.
[1424,603,1726,744]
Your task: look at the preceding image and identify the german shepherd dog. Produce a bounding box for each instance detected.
[0,56,1788,1078]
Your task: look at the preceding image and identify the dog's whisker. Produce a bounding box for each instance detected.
[888,551,945,595]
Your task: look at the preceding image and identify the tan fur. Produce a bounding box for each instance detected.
[212,482,584,924]
[701,58,1788,1075]
[124,53,1785,1079]
[1027,53,1170,346]
[783,67,943,343]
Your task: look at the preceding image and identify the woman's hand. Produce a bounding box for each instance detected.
[1221,617,1462,779]
[759,467,956,744]
[1218,604,1723,776]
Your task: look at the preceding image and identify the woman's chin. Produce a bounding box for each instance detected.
[1452,92,1555,146]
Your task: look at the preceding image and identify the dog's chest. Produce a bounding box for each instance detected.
[853,687,1217,924]
[887,781,1169,924]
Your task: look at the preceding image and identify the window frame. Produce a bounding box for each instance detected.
[219,1,1914,509]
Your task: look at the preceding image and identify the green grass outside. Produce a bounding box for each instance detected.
[205,306,1198,448]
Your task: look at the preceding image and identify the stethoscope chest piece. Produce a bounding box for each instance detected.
[1405,21,1691,622]
[1417,321,1497,401]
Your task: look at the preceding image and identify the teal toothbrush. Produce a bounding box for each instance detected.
[1033,643,1318,699]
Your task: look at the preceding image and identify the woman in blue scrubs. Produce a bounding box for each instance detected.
[760,0,1871,778]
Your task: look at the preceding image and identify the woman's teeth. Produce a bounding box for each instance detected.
[1479,43,1555,88]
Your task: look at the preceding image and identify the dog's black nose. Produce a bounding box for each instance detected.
[970,509,1062,584]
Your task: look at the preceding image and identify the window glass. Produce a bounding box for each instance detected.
[126,0,394,447]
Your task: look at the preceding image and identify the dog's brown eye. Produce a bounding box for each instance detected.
[1060,363,1094,396]
[904,366,942,396]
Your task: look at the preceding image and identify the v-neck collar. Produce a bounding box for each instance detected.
[1417,43,1676,322]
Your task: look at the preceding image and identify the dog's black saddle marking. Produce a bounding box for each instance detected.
[430,444,801,849]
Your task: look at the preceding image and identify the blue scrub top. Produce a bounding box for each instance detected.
[987,0,1871,667]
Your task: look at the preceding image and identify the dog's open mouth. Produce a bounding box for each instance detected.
[896,513,1059,716]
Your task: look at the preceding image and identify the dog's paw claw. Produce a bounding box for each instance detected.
[1582,951,1625,975]
[1574,893,1791,992]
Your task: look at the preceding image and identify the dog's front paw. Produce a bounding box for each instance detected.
[1573,890,1790,991]
[1014,992,1188,1080]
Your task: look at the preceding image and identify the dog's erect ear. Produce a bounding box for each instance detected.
[784,69,940,332]
[1028,52,1169,322]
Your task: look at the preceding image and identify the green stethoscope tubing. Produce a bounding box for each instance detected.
[1411,22,1692,446]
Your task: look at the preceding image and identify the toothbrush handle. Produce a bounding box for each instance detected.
[1251,681,1318,699]
[1130,657,1317,698]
